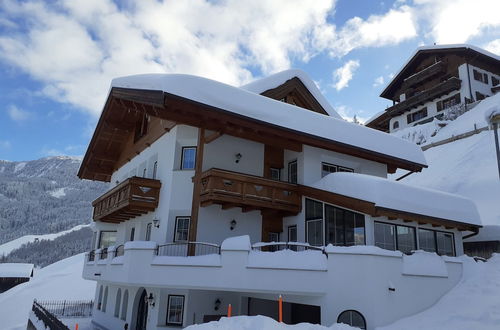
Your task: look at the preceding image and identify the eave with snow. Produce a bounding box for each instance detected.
[78,70,481,330]
[367,44,500,133]
[0,263,34,293]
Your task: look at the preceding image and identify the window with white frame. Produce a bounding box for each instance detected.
[417,228,455,256]
[418,228,436,253]
[305,199,323,246]
[145,223,152,241]
[166,295,185,326]
[321,162,353,178]
[174,217,190,242]
[288,160,297,184]
[181,147,196,170]
[374,222,416,254]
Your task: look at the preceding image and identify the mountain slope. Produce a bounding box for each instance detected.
[0,156,107,244]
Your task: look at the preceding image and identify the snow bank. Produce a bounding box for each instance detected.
[221,235,251,251]
[184,315,357,330]
[377,254,500,330]
[313,172,481,226]
[240,69,341,119]
[402,251,448,277]
[0,224,91,257]
[152,254,221,267]
[111,74,426,167]
[248,250,327,271]
[0,254,95,330]
[325,245,402,257]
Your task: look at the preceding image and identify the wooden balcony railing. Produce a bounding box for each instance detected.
[92,176,161,223]
[200,168,301,215]
[402,61,446,89]
[386,77,461,116]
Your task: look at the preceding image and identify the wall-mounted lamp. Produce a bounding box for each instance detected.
[235,153,242,163]
[214,298,221,311]
[230,219,237,231]
[147,293,155,307]
[388,281,396,292]
[153,218,160,228]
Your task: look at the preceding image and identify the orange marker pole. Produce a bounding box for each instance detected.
[227,303,232,318]
[278,295,283,323]
[75,324,79,330]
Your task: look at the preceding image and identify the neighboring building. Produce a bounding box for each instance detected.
[0,263,34,293]
[463,225,500,259]
[366,44,500,133]
[79,70,481,330]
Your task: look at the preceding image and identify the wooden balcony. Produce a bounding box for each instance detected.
[200,168,301,215]
[387,77,461,116]
[92,176,161,223]
[402,61,446,89]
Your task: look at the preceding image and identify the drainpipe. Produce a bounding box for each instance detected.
[463,228,480,240]
[493,122,500,180]
[395,171,414,181]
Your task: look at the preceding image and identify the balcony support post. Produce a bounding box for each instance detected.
[188,128,205,253]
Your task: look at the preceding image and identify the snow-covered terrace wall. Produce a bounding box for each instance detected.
[84,236,463,329]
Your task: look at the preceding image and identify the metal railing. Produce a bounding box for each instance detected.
[36,299,94,318]
[252,242,326,253]
[88,250,95,262]
[32,300,70,330]
[156,242,221,257]
[114,245,125,257]
[99,248,108,260]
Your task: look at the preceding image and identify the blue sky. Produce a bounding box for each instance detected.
[0,0,499,161]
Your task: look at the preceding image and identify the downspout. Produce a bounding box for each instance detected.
[395,171,414,181]
[463,228,480,240]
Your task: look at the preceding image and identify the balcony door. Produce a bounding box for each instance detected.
[135,289,148,330]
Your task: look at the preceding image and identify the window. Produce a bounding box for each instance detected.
[121,290,128,320]
[306,219,323,246]
[270,168,281,181]
[418,228,436,253]
[374,222,416,254]
[325,204,365,246]
[288,225,297,242]
[102,287,108,312]
[476,91,486,101]
[493,76,499,87]
[145,223,152,241]
[288,160,297,184]
[322,162,353,177]
[134,113,149,142]
[114,289,121,318]
[337,310,366,329]
[98,231,117,249]
[152,161,158,179]
[437,94,461,111]
[473,69,488,84]
[174,217,190,242]
[407,107,428,124]
[181,147,196,170]
[97,285,103,310]
[436,232,455,256]
[392,121,399,130]
[130,228,135,241]
[166,295,185,326]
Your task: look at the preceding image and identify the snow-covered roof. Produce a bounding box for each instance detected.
[0,263,34,278]
[464,225,500,243]
[240,69,342,119]
[312,172,481,227]
[112,74,427,167]
[381,44,500,98]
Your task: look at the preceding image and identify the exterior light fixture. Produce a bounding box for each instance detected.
[235,153,242,163]
[153,218,160,228]
[214,298,221,311]
[147,293,155,307]
[230,219,237,230]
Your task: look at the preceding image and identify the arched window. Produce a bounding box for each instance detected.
[97,285,103,310]
[121,290,129,320]
[114,289,122,317]
[337,310,366,329]
[102,287,109,312]
[393,121,399,130]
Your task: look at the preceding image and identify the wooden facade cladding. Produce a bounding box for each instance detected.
[401,61,446,90]
[92,176,161,223]
[384,77,461,116]
[199,168,301,216]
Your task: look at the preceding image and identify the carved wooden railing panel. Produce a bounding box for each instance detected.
[200,168,301,215]
[92,176,161,223]
[386,77,461,116]
[402,61,446,89]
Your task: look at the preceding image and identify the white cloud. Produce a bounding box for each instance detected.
[483,39,500,55]
[332,60,360,91]
[7,105,32,122]
[373,76,385,87]
[0,140,11,149]
[335,105,370,124]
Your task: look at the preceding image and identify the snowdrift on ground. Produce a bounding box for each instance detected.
[0,253,95,330]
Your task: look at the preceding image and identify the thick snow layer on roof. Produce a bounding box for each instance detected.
[312,172,481,226]
[240,69,341,119]
[0,263,33,278]
[112,74,426,166]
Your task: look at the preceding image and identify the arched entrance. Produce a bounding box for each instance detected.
[132,288,148,330]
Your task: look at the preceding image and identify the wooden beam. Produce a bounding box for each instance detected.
[222,203,238,210]
[204,131,223,144]
[188,128,205,247]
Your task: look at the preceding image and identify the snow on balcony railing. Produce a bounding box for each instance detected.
[156,242,221,257]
